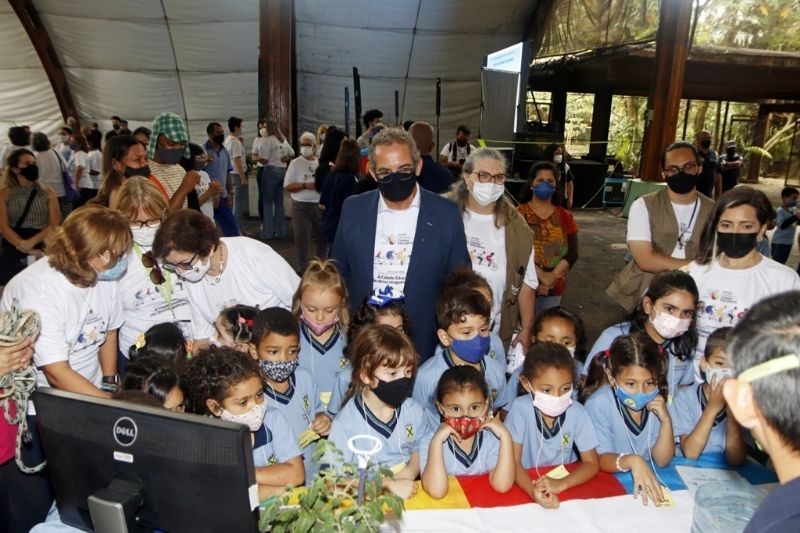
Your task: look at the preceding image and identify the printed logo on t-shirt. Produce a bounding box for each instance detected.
[374,233,412,266]
[468,236,499,272]
[268,454,278,466]
[75,308,107,349]
[405,424,414,441]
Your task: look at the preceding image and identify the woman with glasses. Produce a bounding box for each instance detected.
[453,148,538,352]
[519,161,579,317]
[115,177,193,375]
[152,209,299,347]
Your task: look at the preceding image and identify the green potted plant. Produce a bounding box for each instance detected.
[259,439,404,532]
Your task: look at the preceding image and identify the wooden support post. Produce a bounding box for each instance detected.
[9,0,79,123]
[550,90,567,139]
[747,105,770,183]
[259,0,295,145]
[638,0,693,181]
[588,90,613,162]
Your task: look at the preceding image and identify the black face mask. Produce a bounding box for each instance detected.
[700,139,711,149]
[371,377,412,409]
[666,171,698,194]
[212,134,225,145]
[19,164,39,181]
[727,149,736,157]
[376,171,416,203]
[156,147,184,165]
[716,231,758,259]
[124,164,151,178]
[456,138,467,147]
[194,160,208,171]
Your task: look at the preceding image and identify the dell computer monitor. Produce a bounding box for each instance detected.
[33,388,259,533]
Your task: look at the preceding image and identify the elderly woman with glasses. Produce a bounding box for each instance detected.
[518,160,579,318]
[115,177,193,375]
[453,148,538,353]
[152,209,299,347]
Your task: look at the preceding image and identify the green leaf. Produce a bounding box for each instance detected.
[272,525,285,533]
[295,510,316,533]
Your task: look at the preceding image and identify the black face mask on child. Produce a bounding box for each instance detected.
[371,377,412,408]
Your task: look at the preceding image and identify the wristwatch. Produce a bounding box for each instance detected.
[101,375,119,394]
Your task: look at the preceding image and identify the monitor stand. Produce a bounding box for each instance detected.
[87,479,144,533]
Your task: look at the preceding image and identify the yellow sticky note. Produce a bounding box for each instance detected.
[320,391,332,409]
[546,464,570,480]
[659,485,675,508]
[405,478,471,510]
[298,427,321,449]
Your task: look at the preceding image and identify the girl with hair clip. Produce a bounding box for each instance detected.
[127,322,189,366]
[327,294,412,417]
[507,342,599,509]
[581,270,698,405]
[183,346,304,499]
[584,334,675,507]
[327,325,428,500]
[292,259,350,412]
[212,304,259,353]
[420,366,515,499]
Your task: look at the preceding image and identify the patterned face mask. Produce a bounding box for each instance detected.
[259,359,299,383]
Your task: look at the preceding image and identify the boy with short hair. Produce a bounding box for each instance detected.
[723,292,800,532]
[669,327,746,464]
[412,287,508,426]
[771,186,800,264]
[249,307,331,484]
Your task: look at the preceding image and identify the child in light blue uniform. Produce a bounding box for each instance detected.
[413,287,508,427]
[327,325,428,499]
[669,327,746,463]
[503,306,587,407]
[326,296,412,417]
[584,334,674,507]
[250,307,331,483]
[507,342,599,508]
[183,346,305,499]
[420,366,514,499]
[293,259,350,411]
[581,271,699,404]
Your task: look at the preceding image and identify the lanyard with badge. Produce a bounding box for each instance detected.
[358,394,407,474]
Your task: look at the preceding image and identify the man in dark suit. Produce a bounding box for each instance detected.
[332,128,470,361]
[409,121,453,194]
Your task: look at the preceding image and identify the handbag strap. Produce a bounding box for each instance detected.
[53,148,66,172]
[13,187,38,231]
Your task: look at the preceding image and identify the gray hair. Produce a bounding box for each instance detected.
[368,128,421,169]
[462,147,508,178]
[455,147,517,229]
[299,131,316,145]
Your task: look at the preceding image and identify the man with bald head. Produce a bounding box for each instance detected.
[409,121,453,193]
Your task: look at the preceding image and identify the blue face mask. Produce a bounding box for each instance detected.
[613,385,659,411]
[788,200,797,208]
[156,146,184,165]
[450,334,490,364]
[533,181,556,201]
[96,255,128,281]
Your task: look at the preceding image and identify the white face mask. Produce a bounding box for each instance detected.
[320,133,326,143]
[300,146,314,158]
[219,401,266,432]
[553,154,563,164]
[705,367,733,385]
[178,256,211,283]
[531,389,573,417]
[131,224,159,248]
[470,181,505,207]
[566,345,576,358]
[650,310,692,340]
[259,128,268,137]
[59,134,70,143]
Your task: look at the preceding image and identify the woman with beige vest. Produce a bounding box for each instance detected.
[453,148,538,352]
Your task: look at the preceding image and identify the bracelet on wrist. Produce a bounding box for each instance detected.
[616,452,630,473]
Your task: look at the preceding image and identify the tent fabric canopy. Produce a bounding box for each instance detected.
[0,0,537,148]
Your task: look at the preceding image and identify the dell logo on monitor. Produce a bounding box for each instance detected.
[113,417,138,447]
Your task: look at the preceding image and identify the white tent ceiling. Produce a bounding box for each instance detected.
[0,0,535,151]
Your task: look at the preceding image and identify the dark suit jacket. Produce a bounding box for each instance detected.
[417,154,453,194]
[331,187,470,361]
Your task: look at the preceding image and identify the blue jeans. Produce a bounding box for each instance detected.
[214,200,240,237]
[254,167,265,221]
[261,166,287,239]
[232,173,248,229]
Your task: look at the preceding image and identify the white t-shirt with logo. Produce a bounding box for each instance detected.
[68,150,91,189]
[284,156,320,202]
[688,257,800,360]
[117,244,194,355]
[194,170,215,221]
[372,186,420,299]
[627,197,701,259]
[463,209,538,333]
[185,237,300,340]
[86,149,103,189]
[0,258,123,410]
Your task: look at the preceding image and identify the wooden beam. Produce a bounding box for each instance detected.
[638,0,693,181]
[259,0,295,145]
[588,90,613,162]
[9,0,78,122]
[747,105,770,183]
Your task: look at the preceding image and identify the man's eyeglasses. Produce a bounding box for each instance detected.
[471,171,508,184]
[162,253,197,273]
[130,218,161,230]
[375,167,415,181]
[664,162,698,177]
[141,251,166,285]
